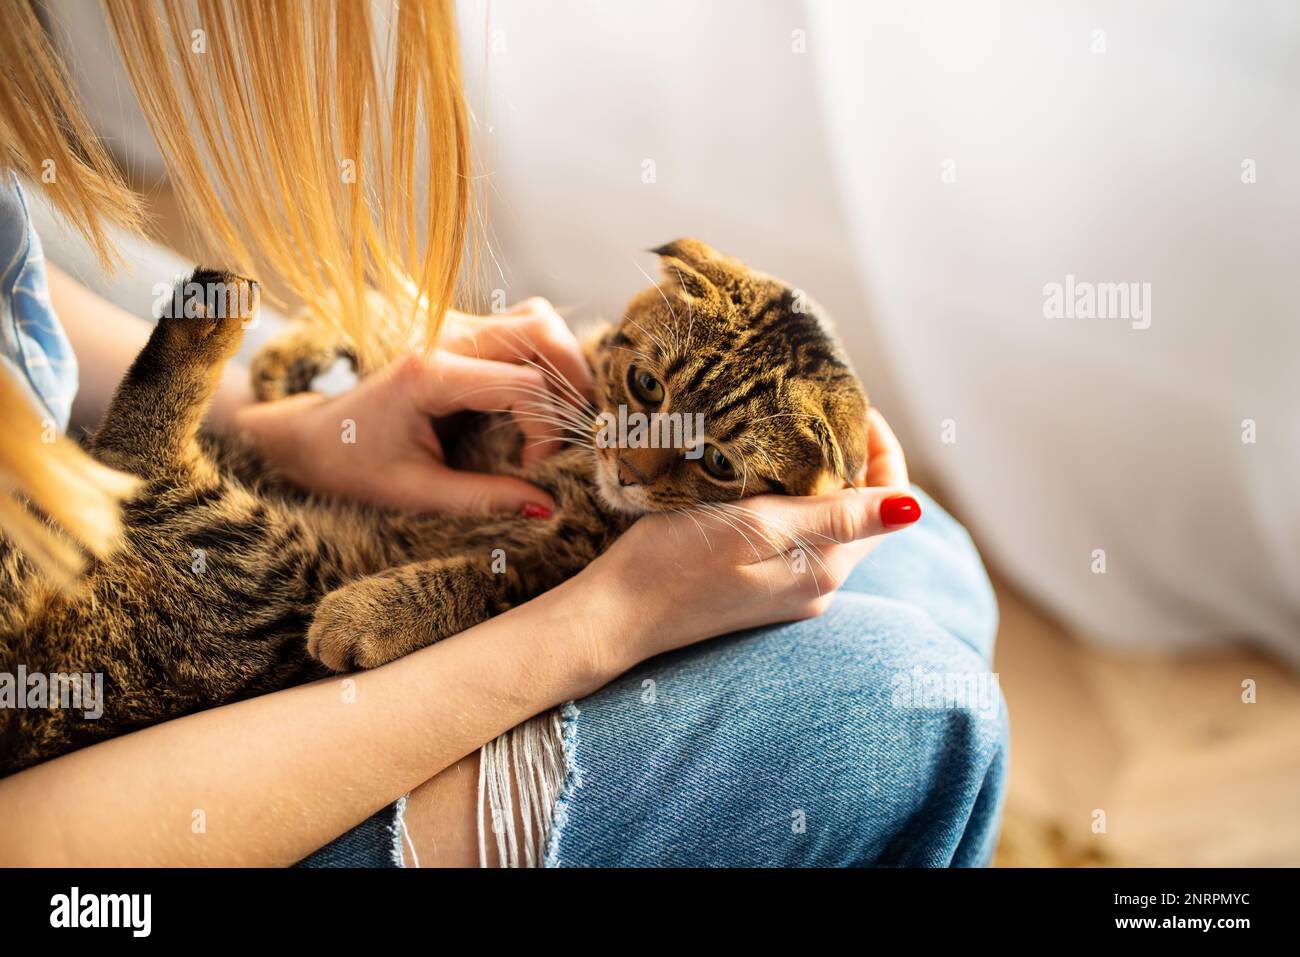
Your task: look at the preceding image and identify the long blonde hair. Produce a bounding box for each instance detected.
[0,0,474,580]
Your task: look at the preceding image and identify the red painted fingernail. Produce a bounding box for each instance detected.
[520,503,552,520]
[880,494,921,527]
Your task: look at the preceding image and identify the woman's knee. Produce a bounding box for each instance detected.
[551,595,1008,866]
[756,595,1007,865]
[843,486,999,662]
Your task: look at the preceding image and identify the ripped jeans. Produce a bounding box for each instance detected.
[301,487,1009,867]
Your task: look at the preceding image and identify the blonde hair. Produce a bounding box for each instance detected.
[0,0,145,263]
[0,376,141,586]
[102,0,474,362]
[0,0,474,578]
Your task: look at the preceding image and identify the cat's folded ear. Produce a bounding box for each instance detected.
[650,238,740,306]
[809,387,870,490]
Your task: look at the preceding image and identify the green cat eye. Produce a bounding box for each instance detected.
[627,365,665,406]
[701,443,736,481]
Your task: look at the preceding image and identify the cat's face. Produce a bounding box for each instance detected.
[585,238,869,516]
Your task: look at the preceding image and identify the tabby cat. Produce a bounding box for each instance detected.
[0,239,867,776]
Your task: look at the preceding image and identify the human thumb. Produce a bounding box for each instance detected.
[428,470,556,518]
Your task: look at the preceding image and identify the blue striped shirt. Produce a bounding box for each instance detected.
[0,172,78,431]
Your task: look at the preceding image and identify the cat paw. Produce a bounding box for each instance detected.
[156,269,258,361]
[306,584,426,671]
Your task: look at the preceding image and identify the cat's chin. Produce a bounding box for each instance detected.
[592,466,656,517]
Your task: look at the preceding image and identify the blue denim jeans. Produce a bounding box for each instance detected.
[302,487,1008,867]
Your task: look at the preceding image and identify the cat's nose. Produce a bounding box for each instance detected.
[617,457,646,487]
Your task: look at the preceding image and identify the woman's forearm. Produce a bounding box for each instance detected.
[51,264,254,434]
[0,575,614,866]
[32,265,620,866]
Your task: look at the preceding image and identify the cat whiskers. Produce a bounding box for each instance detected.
[446,379,590,421]
[705,500,839,596]
[490,394,594,433]
[631,259,685,356]
[663,264,700,356]
[732,434,781,485]
[485,325,597,418]
[681,277,695,355]
[609,344,659,370]
[727,443,763,499]
[504,381,594,426]
[622,317,675,366]
[447,380,597,451]
[668,505,716,555]
[498,397,597,449]
[692,503,770,569]
[688,502,783,598]
[479,407,596,451]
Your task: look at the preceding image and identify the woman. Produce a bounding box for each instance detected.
[0,0,1006,866]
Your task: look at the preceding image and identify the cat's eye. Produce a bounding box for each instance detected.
[627,365,665,406]
[701,443,736,481]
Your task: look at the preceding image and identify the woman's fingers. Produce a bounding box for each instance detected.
[415,466,556,516]
[445,298,594,403]
[863,406,909,488]
[700,486,920,618]
[732,486,921,562]
[401,352,565,465]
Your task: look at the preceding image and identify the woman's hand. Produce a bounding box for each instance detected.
[232,298,589,515]
[567,408,919,684]
[441,298,593,404]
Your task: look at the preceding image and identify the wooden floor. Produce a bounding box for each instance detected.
[990,573,1300,867]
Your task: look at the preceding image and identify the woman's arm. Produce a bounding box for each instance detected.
[0,463,916,866]
[54,263,589,515]
[0,572,611,866]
